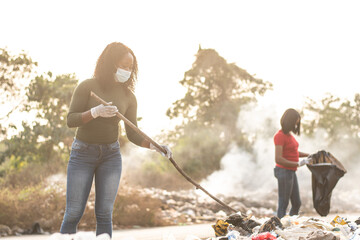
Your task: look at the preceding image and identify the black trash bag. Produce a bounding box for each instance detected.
[259,216,283,233]
[307,150,346,216]
[225,213,260,234]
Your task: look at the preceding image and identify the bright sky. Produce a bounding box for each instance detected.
[1,0,360,136]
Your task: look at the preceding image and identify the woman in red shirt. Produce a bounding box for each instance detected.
[274,108,310,219]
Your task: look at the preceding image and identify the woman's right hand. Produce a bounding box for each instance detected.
[298,158,310,167]
[90,103,118,118]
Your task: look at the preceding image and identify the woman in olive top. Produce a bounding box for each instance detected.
[60,42,172,237]
[273,108,309,219]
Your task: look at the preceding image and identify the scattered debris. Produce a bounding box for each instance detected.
[301,229,339,240]
[258,216,283,233]
[48,232,110,240]
[2,185,359,239]
[226,213,261,235]
[205,214,359,240]
[251,232,277,240]
[212,219,230,237]
[0,224,12,237]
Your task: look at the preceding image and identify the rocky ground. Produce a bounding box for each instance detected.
[138,186,277,225]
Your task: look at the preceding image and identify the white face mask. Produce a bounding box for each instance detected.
[114,68,131,83]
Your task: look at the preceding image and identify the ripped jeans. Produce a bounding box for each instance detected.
[60,138,122,237]
[274,166,301,219]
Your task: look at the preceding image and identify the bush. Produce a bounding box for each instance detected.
[0,160,67,188]
[0,183,166,233]
[0,184,66,231]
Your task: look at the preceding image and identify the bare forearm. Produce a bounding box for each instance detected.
[276,157,298,168]
[299,151,310,158]
[81,110,94,124]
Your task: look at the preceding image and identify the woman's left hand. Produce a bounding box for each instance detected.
[150,143,173,159]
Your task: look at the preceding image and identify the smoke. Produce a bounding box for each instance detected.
[200,97,360,213]
[200,101,280,198]
[118,143,152,185]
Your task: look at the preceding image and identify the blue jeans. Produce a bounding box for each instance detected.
[274,166,301,219]
[60,138,122,237]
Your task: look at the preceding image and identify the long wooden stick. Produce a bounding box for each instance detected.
[90,91,238,213]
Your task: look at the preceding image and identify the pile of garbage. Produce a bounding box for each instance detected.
[205,213,360,240]
[44,213,360,240]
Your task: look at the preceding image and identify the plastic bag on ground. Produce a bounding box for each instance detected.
[300,218,335,231]
[48,232,110,240]
[275,227,317,240]
[280,215,317,228]
[301,229,340,240]
[226,213,261,235]
[350,229,360,240]
[212,219,230,237]
[226,230,241,240]
[259,216,283,233]
[184,235,202,240]
[251,232,277,240]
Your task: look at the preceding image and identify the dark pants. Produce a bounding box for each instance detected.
[274,166,301,219]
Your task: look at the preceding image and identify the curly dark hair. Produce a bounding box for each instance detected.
[280,108,301,135]
[93,42,138,91]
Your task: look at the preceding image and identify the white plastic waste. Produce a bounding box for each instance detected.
[48,232,110,240]
[226,230,241,240]
[350,229,360,240]
[184,235,202,240]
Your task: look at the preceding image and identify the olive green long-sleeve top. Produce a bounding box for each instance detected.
[67,78,144,145]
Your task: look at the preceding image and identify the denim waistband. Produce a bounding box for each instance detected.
[74,138,119,149]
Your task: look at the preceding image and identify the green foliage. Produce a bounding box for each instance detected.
[302,93,360,143]
[0,48,36,93]
[163,47,272,180]
[25,72,77,147]
[167,48,272,134]
[0,48,37,136]
[0,72,77,177]
[301,93,360,165]
[170,122,229,179]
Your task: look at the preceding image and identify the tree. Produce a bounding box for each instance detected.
[302,93,360,143]
[0,72,78,175]
[301,93,360,166]
[161,47,272,181]
[0,48,37,127]
[167,47,272,140]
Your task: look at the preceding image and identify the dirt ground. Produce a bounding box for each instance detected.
[5,214,360,240]
[5,223,213,240]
